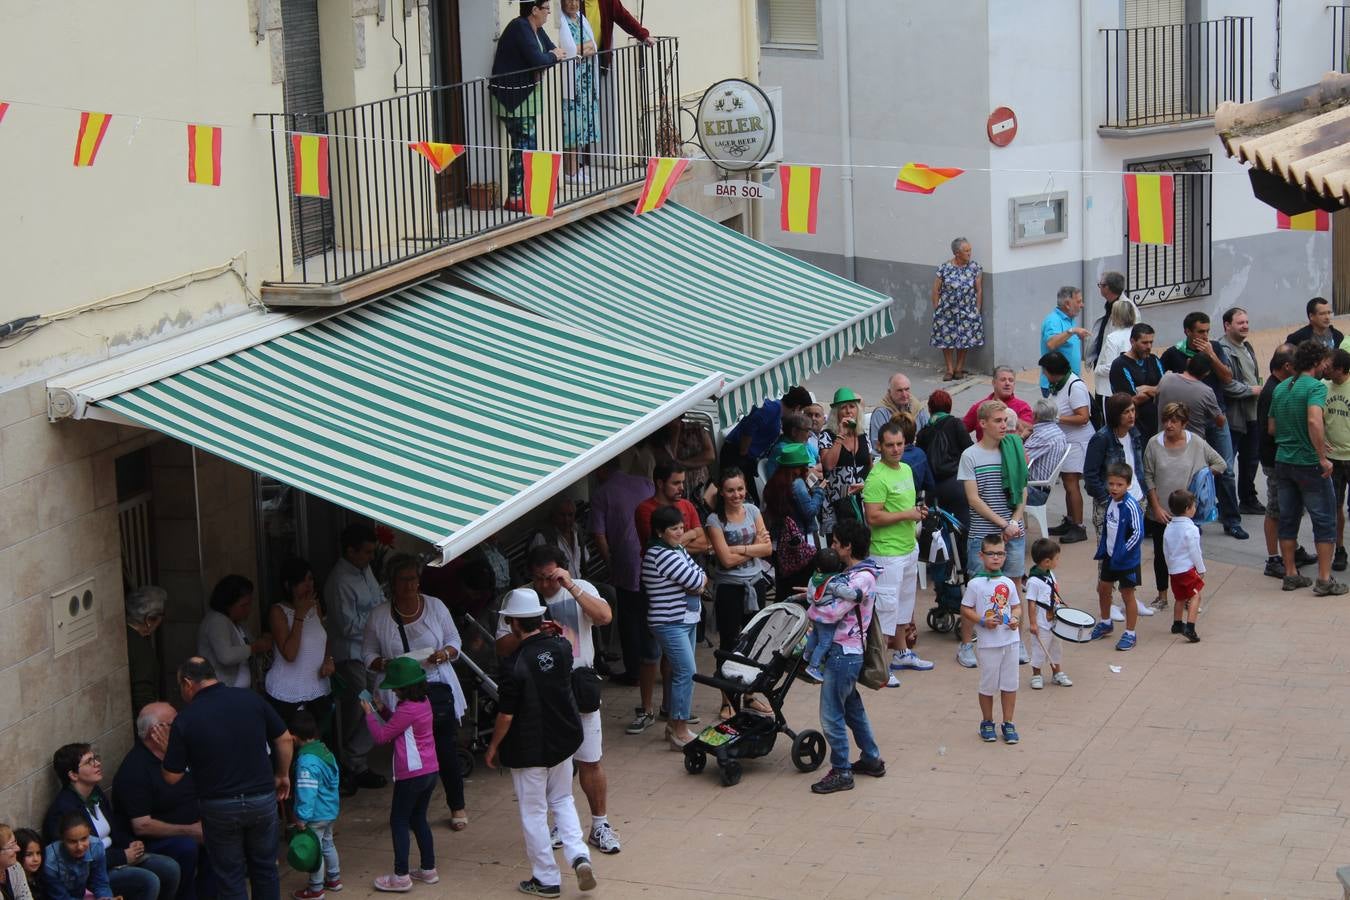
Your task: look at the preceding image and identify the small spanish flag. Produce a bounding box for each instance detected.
[522,150,562,217]
[186,124,223,187]
[1277,209,1330,231]
[779,164,821,234]
[1124,173,1174,245]
[292,133,330,198]
[409,141,465,173]
[73,112,112,167]
[0,102,8,125]
[634,157,689,216]
[895,163,964,194]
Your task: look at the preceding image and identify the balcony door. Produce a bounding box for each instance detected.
[1122,0,1187,125]
[431,0,468,210]
[281,0,332,262]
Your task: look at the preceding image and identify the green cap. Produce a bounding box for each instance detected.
[379,655,428,690]
[830,387,862,406]
[775,442,812,468]
[287,828,321,873]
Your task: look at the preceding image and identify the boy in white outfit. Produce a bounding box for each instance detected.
[1025,538,1072,689]
[1163,489,1205,643]
[961,533,1023,744]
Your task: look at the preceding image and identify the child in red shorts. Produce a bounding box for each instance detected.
[1163,489,1205,642]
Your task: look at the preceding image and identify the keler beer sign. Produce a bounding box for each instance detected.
[695,79,776,172]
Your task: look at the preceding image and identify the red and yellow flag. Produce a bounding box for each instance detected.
[1277,209,1330,231]
[1124,173,1174,245]
[895,163,964,194]
[292,133,330,198]
[779,164,821,234]
[523,150,561,217]
[186,124,222,187]
[0,102,8,125]
[634,157,689,216]
[73,112,112,167]
[409,141,465,173]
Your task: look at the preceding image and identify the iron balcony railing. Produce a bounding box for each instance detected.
[1101,17,1252,129]
[261,38,680,287]
[1334,6,1350,74]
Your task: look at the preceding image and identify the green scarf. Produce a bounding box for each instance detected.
[297,741,336,768]
[1028,565,1053,580]
[999,433,1029,508]
[930,411,951,424]
[1173,339,1196,358]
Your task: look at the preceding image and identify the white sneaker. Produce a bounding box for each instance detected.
[550,825,562,850]
[1029,674,1044,690]
[1017,641,1030,665]
[1110,605,1125,622]
[1053,672,1073,687]
[957,642,978,668]
[589,822,621,854]
[886,673,901,688]
[1135,600,1155,617]
[892,649,934,671]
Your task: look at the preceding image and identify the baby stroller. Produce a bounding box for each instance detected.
[686,602,826,786]
[923,506,967,636]
[451,611,501,777]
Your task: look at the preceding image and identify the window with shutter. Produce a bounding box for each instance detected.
[765,0,819,49]
[1125,153,1212,305]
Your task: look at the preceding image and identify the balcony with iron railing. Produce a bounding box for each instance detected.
[258,38,680,303]
[1100,17,1252,135]
[1334,6,1350,74]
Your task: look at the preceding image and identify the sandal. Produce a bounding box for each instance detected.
[718,704,735,721]
[746,697,774,716]
[448,813,468,832]
[942,370,955,381]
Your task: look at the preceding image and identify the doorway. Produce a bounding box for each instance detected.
[431,0,468,210]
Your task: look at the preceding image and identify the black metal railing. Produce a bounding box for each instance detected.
[1125,153,1212,305]
[1101,18,1252,129]
[260,38,680,286]
[1333,6,1350,74]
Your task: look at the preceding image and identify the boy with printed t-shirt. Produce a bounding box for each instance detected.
[862,420,930,687]
[961,533,1022,745]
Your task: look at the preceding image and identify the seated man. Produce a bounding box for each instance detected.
[113,703,211,900]
[1024,399,1068,506]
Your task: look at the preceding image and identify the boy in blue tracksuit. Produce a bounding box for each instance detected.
[291,711,342,900]
[1091,462,1144,651]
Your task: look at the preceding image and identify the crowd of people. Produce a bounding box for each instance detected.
[10,260,1348,897]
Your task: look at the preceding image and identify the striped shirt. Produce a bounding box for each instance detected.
[957,444,1011,539]
[642,543,706,625]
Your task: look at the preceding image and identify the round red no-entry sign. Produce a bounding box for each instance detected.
[988,107,1017,147]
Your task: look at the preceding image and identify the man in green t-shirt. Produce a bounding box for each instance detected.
[1269,340,1347,594]
[1323,349,1350,572]
[863,420,929,682]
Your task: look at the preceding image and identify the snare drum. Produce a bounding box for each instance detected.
[1051,607,1096,643]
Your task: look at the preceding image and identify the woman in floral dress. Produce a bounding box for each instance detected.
[560,0,599,184]
[929,237,984,380]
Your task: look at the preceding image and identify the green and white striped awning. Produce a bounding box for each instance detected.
[451,202,895,423]
[95,283,722,563]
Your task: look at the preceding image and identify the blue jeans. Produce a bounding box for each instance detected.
[199,793,280,900]
[110,853,180,900]
[145,836,207,900]
[967,533,1025,578]
[304,821,340,889]
[391,773,437,876]
[1276,462,1337,544]
[649,622,697,720]
[818,644,879,771]
[1205,422,1241,528]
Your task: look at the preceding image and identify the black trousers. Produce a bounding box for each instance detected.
[426,683,465,811]
[1145,519,1168,594]
[713,580,768,652]
[616,587,649,677]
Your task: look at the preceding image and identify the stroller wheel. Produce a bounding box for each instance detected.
[683,747,707,775]
[927,608,955,634]
[790,730,827,773]
[456,746,475,778]
[719,760,742,787]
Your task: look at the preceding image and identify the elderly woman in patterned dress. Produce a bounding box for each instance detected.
[930,237,984,381]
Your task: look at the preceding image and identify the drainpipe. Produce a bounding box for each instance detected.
[836,0,856,280]
[1079,0,1092,326]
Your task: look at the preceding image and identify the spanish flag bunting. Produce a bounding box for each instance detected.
[523,150,562,217]
[895,163,964,194]
[291,133,330,198]
[634,157,689,216]
[73,112,112,167]
[779,164,821,234]
[186,124,223,187]
[409,141,465,173]
[0,102,8,125]
[1277,209,1330,232]
[1124,173,1174,245]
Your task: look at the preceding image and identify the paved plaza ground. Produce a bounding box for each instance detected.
[310,342,1350,899]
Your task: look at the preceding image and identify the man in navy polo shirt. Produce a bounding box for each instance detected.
[162,658,292,900]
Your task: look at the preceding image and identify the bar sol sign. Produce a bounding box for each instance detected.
[695,79,776,172]
[704,180,775,200]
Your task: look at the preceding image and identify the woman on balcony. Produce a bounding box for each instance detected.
[559,0,599,185]
[492,1,566,212]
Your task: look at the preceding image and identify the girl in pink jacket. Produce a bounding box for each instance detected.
[362,657,439,892]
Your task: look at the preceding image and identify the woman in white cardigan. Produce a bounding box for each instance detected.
[363,554,470,830]
[558,0,599,184]
[1092,298,1139,423]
